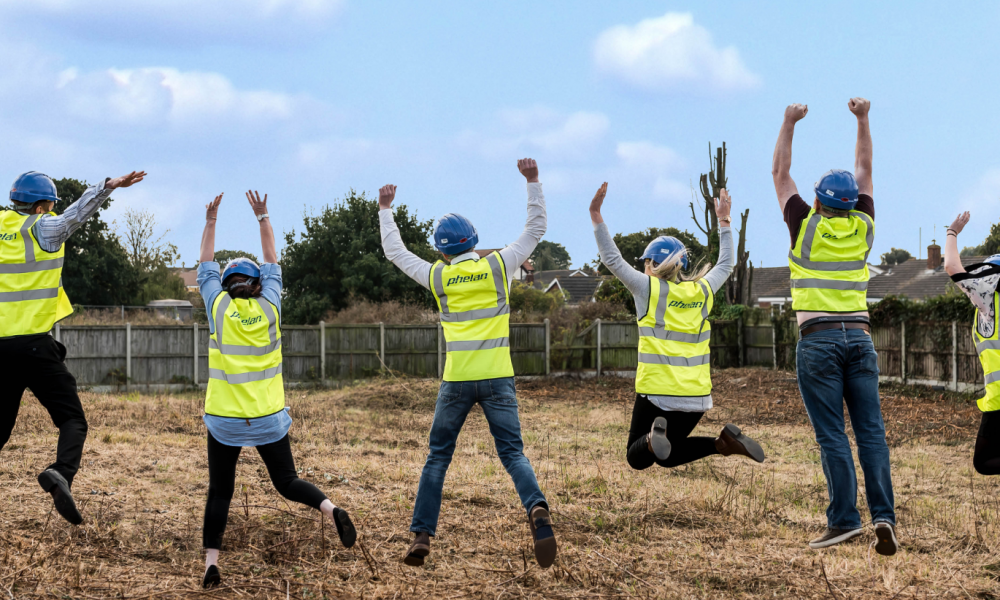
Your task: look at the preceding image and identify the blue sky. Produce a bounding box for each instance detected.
[1,1,998,270]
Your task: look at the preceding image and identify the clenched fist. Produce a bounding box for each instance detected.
[379,185,396,210]
[848,97,870,118]
[517,158,539,183]
[784,104,808,123]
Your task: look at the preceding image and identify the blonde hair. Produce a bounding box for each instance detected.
[646,254,711,283]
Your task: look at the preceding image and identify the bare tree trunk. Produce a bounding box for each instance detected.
[690,143,727,261]
[725,208,753,305]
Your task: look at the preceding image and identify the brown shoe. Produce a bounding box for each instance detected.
[528,505,557,568]
[403,532,430,566]
[874,522,899,556]
[714,424,765,463]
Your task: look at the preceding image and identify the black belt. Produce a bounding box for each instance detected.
[800,321,870,337]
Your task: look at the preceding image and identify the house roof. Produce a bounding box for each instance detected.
[475,249,533,272]
[169,267,199,289]
[749,255,986,304]
[546,276,606,304]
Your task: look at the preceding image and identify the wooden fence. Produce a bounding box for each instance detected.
[51,318,985,392]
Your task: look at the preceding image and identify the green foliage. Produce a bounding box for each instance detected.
[52,178,142,305]
[214,249,259,266]
[963,221,1000,257]
[880,247,913,266]
[594,227,707,275]
[134,263,188,304]
[530,240,572,271]
[592,277,635,314]
[868,294,975,326]
[281,190,437,324]
[509,280,564,315]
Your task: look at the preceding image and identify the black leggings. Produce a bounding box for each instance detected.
[204,432,328,549]
[974,410,1000,476]
[626,395,719,470]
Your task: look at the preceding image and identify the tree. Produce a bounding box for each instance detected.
[282,190,438,324]
[962,221,1000,257]
[594,227,707,276]
[51,178,142,305]
[118,208,186,303]
[214,249,260,267]
[530,240,571,271]
[880,247,912,266]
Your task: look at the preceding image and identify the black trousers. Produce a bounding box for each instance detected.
[204,432,328,549]
[626,395,718,470]
[974,409,1000,476]
[0,334,86,486]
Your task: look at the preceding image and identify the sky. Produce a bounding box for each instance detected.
[0,0,998,270]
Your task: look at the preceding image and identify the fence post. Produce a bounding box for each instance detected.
[319,321,326,384]
[544,318,551,376]
[193,322,198,386]
[54,323,60,343]
[738,317,745,368]
[125,322,131,393]
[952,321,958,391]
[772,320,777,370]
[900,321,906,382]
[437,322,443,378]
[379,322,385,371]
[596,318,602,377]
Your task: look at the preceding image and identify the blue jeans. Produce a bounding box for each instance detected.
[796,328,895,529]
[410,377,547,535]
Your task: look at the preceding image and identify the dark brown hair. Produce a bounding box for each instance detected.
[225,274,263,299]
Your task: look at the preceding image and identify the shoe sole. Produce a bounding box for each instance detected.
[650,417,672,461]
[403,545,429,567]
[336,509,357,548]
[808,528,864,549]
[38,471,83,525]
[723,424,766,463]
[203,567,221,589]
[530,508,557,569]
[874,525,899,556]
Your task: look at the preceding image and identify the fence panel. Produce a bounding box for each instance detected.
[600,322,638,372]
[325,325,381,380]
[385,325,438,377]
[958,326,983,385]
[130,326,196,385]
[511,324,546,375]
[62,326,127,386]
[872,325,902,378]
[743,324,774,367]
[710,320,739,369]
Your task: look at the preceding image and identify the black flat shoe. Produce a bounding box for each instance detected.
[203,565,221,589]
[649,417,671,461]
[333,507,357,548]
[37,470,83,525]
[715,424,766,463]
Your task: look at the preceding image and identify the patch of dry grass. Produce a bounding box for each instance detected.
[2,369,1000,599]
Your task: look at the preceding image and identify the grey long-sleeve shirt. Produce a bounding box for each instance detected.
[594,222,734,411]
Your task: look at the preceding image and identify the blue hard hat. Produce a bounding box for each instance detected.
[222,257,261,287]
[986,254,1000,268]
[433,213,478,255]
[814,169,859,211]
[640,236,688,270]
[10,171,59,204]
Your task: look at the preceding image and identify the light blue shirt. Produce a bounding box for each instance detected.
[197,261,289,447]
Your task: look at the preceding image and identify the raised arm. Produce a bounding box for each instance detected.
[499,158,547,278]
[849,97,873,197]
[944,211,970,276]
[589,182,649,295]
[200,194,222,263]
[378,185,434,290]
[702,189,735,293]
[772,104,807,211]
[247,190,276,263]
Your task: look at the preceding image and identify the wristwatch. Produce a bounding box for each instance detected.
[256,213,269,222]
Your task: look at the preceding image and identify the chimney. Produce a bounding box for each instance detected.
[927,240,942,270]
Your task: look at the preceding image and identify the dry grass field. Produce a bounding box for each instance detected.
[2,368,1000,599]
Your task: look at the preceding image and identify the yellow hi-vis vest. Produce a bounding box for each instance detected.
[0,210,73,337]
[206,292,285,419]
[635,277,714,396]
[788,208,874,312]
[430,252,514,382]
[974,292,1000,412]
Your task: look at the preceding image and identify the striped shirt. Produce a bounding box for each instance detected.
[14,179,112,252]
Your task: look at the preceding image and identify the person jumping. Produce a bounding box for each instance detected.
[0,169,145,525]
[589,183,766,473]
[943,211,1000,476]
[196,191,356,588]
[378,158,556,569]
[772,98,898,554]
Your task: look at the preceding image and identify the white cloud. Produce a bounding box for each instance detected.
[616,141,684,172]
[593,12,760,94]
[458,107,610,161]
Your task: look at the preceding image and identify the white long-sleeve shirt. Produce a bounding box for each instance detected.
[379,182,546,288]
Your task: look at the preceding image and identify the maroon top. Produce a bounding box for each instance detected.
[783,193,874,248]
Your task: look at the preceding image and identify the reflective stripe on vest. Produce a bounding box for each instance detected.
[0,211,73,338]
[975,292,1000,412]
[205,293,285,419]
[788,209,873,312]
[430,252,514,382]
[634,277,713,396]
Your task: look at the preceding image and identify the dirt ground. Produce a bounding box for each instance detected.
[1,368,998,599]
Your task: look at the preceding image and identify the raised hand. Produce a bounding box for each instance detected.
[246,190,268,217]
[205,194,223,221]
[715,189,732,223]
[784,104,808,123]
[848,97,871,118]
[379,185,397,210]
[589,182,608,220]
[517,158,539,183]
[949,211,971,235]
[107,171,147,190]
